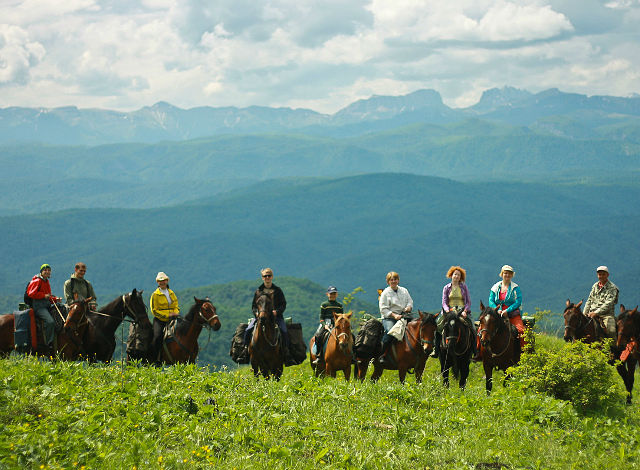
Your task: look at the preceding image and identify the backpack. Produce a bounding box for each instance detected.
[354,318,384,358]
[229,323,249,364]
[23,281,33,307]
[286,322,307,366]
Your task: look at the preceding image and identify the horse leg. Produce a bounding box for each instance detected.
[439,353,450,387]
[371,362,383,383]
[398,367,407,384]
[483,360,493,394]
[617,359,636,404]
[356,359,369,382]
[459,359,470,390]
[344,364,351,381]
[415,358,426,384]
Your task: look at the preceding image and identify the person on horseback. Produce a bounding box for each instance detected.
[312,285,343,365]
[438,265,478,359]
[63,262,97,311]
[244,267,293,365]
[583,266,619,339]
[378,271,413,366]
[488,265,525,349]
[26,264,58,351]
[150,271,180,365]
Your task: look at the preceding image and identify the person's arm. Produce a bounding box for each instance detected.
[442,285,450,312]
[594,286,618,316]
[505,286,522,313]
[63,279,73,304]
[488,288,498,309]
[404,289,413,312]
[169,291,180,315]
[87,282,98,308]
[274,288,286,316]
[462,283,471,313]
[27,278,46,299]
[251,290,259,316]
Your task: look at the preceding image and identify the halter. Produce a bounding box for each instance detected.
[444,314,472,356]
[563,309,593,340]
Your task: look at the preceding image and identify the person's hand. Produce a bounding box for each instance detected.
[588,312,598,319]
[272,310,277,315]
[461,311,468,318]
[393,313,402,320]
[403,306,412,313]
[45,293,51,299]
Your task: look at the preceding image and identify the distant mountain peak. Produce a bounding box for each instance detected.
[471,86,532,112]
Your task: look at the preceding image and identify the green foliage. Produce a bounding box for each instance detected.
[510,340,625,412]
[1,338,639,469]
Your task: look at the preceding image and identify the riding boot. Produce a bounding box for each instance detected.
[378,341,392,366]
[431,332,441,357]
[471,336,482,362]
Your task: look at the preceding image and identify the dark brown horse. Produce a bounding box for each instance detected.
[478,301,521,393]
[160,297,221,364]
[439,309,474,389]
[249,292,284,379]
[83,289,151,363]
[616,304,640,404]
[357,311,437,384]
[563,299,599,343]
[0,299,90,360]
[309,312,353,379]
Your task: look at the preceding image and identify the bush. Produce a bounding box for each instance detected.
[509,340,624,412]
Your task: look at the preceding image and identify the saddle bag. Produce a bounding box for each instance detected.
[354,318,383,358]
[14,309,37,353]
[287,322,307,366]
[126,322,152,356]
[229,323,249,364]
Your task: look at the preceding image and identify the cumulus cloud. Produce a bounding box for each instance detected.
[0,0,638,112]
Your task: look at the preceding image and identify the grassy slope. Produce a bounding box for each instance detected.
[0,334,638,470]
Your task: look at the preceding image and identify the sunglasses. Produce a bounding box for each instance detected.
[262,274,273,278]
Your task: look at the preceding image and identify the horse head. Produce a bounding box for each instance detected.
[417,310,437,355]
[195,297,221,331]
[65,298,91,333]
[617,304,639,350]
[332,311,353,353]
[442,309,463,349]
[563,299,584,342]
[478,301,504,355]
[125,289,152,328]
[255,293,275,326]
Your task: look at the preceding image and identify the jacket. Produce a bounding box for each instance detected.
[27,274,51,300]
[64,274,97,307]
[252,284,286,317]
[489,281,522,317]
[150,287,180,322]
[442,282,471,312]
[583,280,619,318]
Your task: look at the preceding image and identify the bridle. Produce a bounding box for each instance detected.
[563,307,592,340]
[444,313,472,356]
[197,301,219,328]
[479,309,512,358]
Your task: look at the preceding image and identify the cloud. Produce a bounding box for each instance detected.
[0,24,45,85]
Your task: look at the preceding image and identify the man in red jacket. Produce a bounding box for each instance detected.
[26,264,56,349]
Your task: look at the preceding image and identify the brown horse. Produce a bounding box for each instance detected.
[0,298,90,359]
[563,299,599,343]
[249,292,284,380]
[160,297,221,364]
[83,289,151,363]
[478,301,521,393]
[616,304,640,404]
[357,311,437,384]
[309,312,353,379]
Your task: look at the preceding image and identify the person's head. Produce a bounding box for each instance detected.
[500,265,515,283]
[386,271,399,288]
[326,285,338,301]
[74,262,87,278]
[40,263,51,279]
[261,267,273,286]
[596,266,609,284]
[446,266,466,283]
[156,271,169,288]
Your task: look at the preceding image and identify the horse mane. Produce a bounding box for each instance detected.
[481,306,506,334]
[619,308,640,330]
[99,294,123,314]
[419,313,437,326]
[175,298,211,336]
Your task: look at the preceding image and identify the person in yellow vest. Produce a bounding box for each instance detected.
[150,271,179,365]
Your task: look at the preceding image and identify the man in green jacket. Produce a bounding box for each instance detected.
[64,262,98,311]
[584,265,619,338]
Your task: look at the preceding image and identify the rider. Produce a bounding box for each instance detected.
[150,271,180,365]
[439,265,478,359]
[244,267,293,364]
[378,271,413,366]
[312,285,344,365]
[583,266,619,339]
[488,264,525,349]
[26,264,58,351]
[64,262,97,311]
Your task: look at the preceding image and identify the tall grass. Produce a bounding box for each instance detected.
[1,334,638,469]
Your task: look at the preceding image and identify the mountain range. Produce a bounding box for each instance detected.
[2,87,640,145]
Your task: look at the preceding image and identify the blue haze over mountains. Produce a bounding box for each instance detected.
[1,87,639,330]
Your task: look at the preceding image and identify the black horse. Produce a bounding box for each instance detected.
[82,289,151,363]
[616,304,640,404]
[439,310,474,389]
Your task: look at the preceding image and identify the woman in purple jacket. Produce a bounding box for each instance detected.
[435,266,478,358]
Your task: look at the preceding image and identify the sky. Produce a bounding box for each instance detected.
[1,0,639,114]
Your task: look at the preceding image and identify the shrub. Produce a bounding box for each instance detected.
[509,340,624,412]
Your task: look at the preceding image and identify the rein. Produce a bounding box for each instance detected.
[479,312,512,358]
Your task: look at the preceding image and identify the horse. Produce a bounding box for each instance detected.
[616,304,640,404]
[439,309,474,389]
[356,311,437,384]
[478,301,521,393]
[249,292,284,380]
[0,298,90,360]
[160,297,221,365]
[563,299,599,343]
[83,289,151,363]
[309,312,353,379]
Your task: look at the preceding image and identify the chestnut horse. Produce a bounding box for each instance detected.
[616,304,640,404]
[478,301,521,393]
[83,289,151,363]
[249,292,284,380]
[439,309,474,389]
[309,312,353,379]
[0,298,90,360]
[357,311,437,384]
[563,299,599,343]
[160,297,220,364]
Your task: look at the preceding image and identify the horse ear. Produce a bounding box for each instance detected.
[333,311,339,321]
[566,299,571,307]
[345,311,353,319]
[620,304,626,313]
[575,300,582,308]
[132,288,137,295]
[631,306,638,315]
[480,301,485,310]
